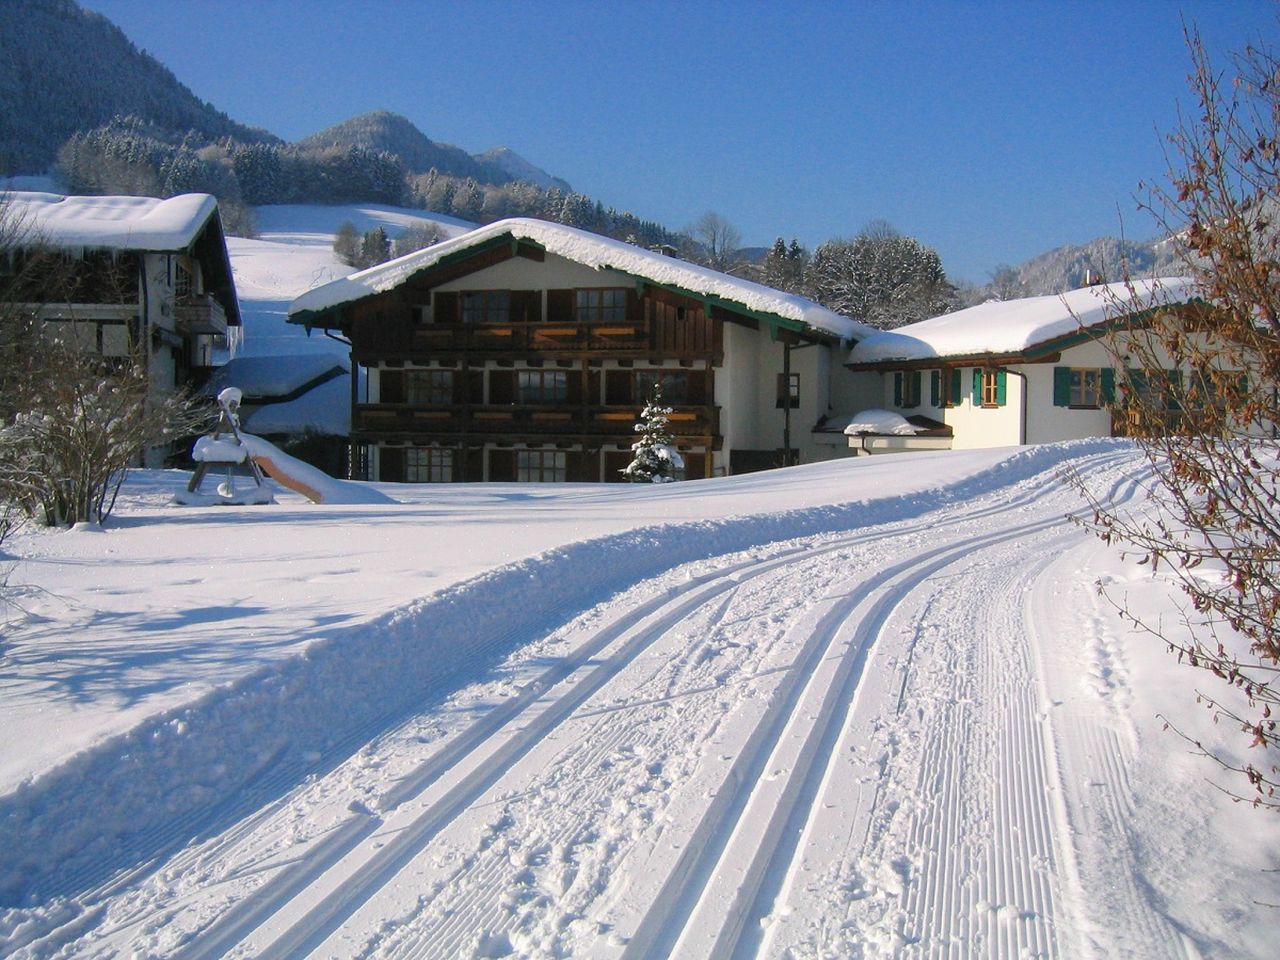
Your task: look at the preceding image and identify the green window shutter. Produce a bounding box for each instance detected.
[1101,367,1116,403]
[908,371,922,408]
[893,372,903,407]
[996,369,1008,406]
[1053,367,1071,406]
[930,370,940,407]
[950,368,962,406]
[972,368,983,404]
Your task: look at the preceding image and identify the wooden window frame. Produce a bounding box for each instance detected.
[517,369,568,404]
[576,288,628,324]
[1069,367,1102,408]
[980,369,1001,408]
[516,449,567,482]
[776,372,800,409]
[405,446,453,483]
[636,369,689,404]
[405,369,454,405]
[461,290,511,325]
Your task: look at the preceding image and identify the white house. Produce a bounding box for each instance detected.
[843,278,1206,452]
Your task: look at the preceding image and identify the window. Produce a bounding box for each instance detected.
[972,368,1007,407]
[894,371,921,408]
[406,369,453,405]
[518,369,568,404]
[931,369,963,407]
[637,369,689,403]
[576,288,627,323]
[406,447,453,482]
[981,370,1000,406]
[776,372,800,409]
[517,449,566,482]
[1053,366,1114,408]
[462,290,510,324]
[174,261,193,298]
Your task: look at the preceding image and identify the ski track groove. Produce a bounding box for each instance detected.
[31,450,1155,960]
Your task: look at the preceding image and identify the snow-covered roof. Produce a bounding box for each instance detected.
[841,409,923,436]
[847,277,1199,365]
[203,354,348,400]
[243,372,351,436]
[2,191,222,252]
[289,218,868,340]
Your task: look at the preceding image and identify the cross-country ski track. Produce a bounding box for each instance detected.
[4,448,1266,958]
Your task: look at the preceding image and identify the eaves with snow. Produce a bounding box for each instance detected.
[847,277,1200,368]
[3,190,242,326]
[288,217,870,341]
[4,191,222,252]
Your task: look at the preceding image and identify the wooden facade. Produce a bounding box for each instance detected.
[308,240,736,482]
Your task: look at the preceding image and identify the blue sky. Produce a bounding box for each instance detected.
[81,0,1276,282]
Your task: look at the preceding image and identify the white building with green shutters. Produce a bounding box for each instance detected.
[843,278,1207,452]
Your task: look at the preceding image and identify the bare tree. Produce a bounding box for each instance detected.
[686,211,744,274]
[1080,30,1280,807]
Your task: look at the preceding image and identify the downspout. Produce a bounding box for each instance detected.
[1008,368,1028,445]
[782,338,792,466]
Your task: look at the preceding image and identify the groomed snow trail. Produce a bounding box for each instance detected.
[26,452,1192,959]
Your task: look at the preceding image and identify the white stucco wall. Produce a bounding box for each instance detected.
[433,252,629,298]
[717,323,838,468]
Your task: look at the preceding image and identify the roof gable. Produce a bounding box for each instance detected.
[289,218,869,341]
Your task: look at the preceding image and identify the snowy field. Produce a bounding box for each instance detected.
[2,443,1278,959]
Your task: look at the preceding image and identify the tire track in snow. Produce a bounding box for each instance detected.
[181,538,875,958]
[740,458,1151,959]
[633,512,1075,959]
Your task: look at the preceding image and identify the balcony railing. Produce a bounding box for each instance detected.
[354,317,720,359]
[174,296,229,335]
[353,403,720,440]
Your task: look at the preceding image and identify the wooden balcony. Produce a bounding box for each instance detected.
[174,295,229,335]
[353,317,721,362]
[353,402,721,442]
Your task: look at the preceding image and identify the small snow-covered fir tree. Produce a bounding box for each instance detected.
[621,385,684,483]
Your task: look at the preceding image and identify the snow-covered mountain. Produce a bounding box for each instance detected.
[475,146,572,192]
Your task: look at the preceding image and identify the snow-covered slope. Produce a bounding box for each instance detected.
[227,203,472,359]
[1,444,1276,958]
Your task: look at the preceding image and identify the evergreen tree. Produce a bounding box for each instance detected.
[359,226,390,268]
[621,385,684,483]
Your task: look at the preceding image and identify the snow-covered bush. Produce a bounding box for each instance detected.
[621,385,684,483]
[0,317,207,526]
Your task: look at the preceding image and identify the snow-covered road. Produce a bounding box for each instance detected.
[10,448,1257,959]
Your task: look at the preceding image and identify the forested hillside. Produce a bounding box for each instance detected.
[0,0,277,176]
[296,111,569,190]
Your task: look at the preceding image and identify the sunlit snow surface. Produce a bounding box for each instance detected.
[1,442,1277,959]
